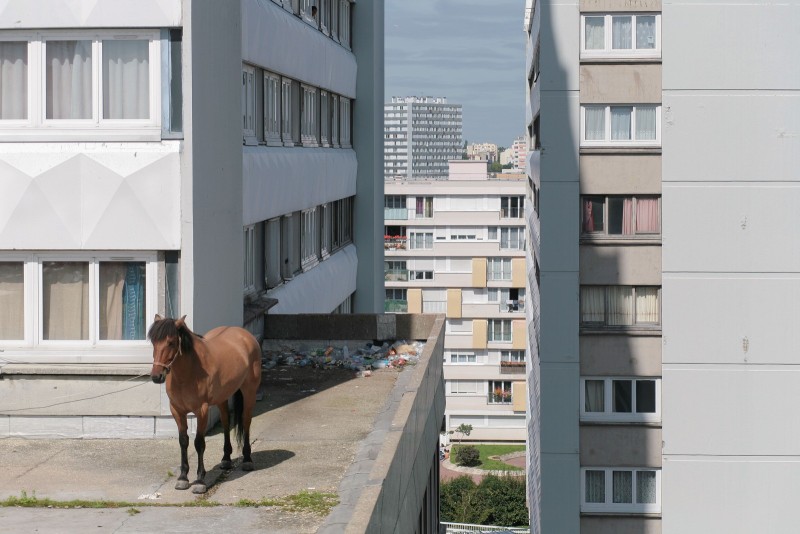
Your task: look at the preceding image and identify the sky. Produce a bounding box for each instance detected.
[384,0,526,148]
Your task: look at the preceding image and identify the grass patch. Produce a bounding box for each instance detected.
[451,444,525,471]
[235,491,338,516]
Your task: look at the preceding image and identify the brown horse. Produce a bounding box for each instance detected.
[148,315,262,494]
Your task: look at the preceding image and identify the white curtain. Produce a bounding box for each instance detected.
[42,261,89,340]
[585,17,605,50]
[612,471,633,503]
[585,470,605,503]
[612,16,632,49]
[46,40,92,120]
[622,198,634,234]
[0,262,24,339]
[0,42,26,119]
[637,471,657,503]
[581,286,605,323]
[636,106,657,140]
[585,380,604,412]
[585,107,605,140]
[636,198,660,233]
[608,286,633,325]
[635,287,659,323]
[611,106,632,140]
[636,16,656,49]
[103,40,149,120]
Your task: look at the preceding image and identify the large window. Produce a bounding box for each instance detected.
[488,380,512,404]
[487,258,511,281]
[409,232,433,250]
[582,105,660,146]
[0,254,155,345]
[242,64,256,143]
[414,196,433,218]
[490,227,525,250]
[581,377,660,423]
[582,468,660,514]
[488,319,512,343]
[580,286,660,327]
[501,196,524,218]
[301,84,318,147]
[263,72,281,145]
[581,14,661,58]
[582,196,660,236]
[385,288,407,313]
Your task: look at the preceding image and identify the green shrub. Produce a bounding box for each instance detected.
[440,476,487,524]
[453,445,481,467]
[477,475,529,526]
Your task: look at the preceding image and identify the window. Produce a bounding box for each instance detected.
[301,208,319,268]
[450,353,477,364]
[0,254,155,346]
[340,96,351,147]
[319,203,331,258]
[281,212,301,280]
[501,350,525,363]
[280,77,293,145]
[490,227,525,250]
[446,319,472,334]
[330,196,353,250]
[301,84,318,147]
[242,64,256,143]
[265,217,282,289]
[263,72,281,145]
[451,380,479,394]
[582,468,660,514]
[582,195,660,236]
[339,0,352,48]
[582,105,660,146]
[319,89,329,146]
[330,94,339,147]
[580,286,660,327]
[319,0,330,33]
[385,260,407,281]
[488,319,512,343]
[385,288,407,313]
[488,380,512,404]
[501,196,524,218]
[330,0,339,41]
[487,258,511,280]
[582,377,660,422]
[581,14,661,58]
[244,225,256,293]
[414,197,433,218]
[409,232,433,250]
[410,270,433,280]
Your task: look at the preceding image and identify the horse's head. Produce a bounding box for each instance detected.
[147,314,189,384]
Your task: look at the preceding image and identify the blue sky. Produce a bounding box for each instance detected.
[384,0,526,147]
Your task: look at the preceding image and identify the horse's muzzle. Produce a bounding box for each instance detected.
[151,374,166,384]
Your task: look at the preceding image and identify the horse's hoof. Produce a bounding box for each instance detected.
[220,460,232,470]
[175,480,190,490]
[191,484,207,494]
[241,461,254,472]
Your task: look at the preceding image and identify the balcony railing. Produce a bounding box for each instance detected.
[384,299,408,313]
[500,360,526,374]
[422,300,446,313]
[385,269,409,282]
[384,236,407,250]
[384,207,409,220]
[503,300,525,313]
[501,207,523,218]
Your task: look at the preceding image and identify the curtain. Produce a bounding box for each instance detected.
[0,42,26,119]
[612,471,633,503]
[585,380,604,412]
[100,263,125,340]
[636,198,660,233]
[580,286,605,323]
[636,106,657,141]
[582,199,595,232]
[46,40,92,120]
[415,197,423,216]
[121,263,145,339]
[585,17,604,50]
[0,262,23,339]
[585,107,605,140]
[607,286,632,325]
[585,471,605,503]
[103,40,149,120]
[635,287,659,323]
[622,198,634,234]
[636,16,656,49]
[43,261,89,340]
[612,16,632,49]
[637,471,657,503]
[611,106,632,140]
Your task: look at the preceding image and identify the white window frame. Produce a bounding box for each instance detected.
[242,64,256,144]
[497,227,525,250]
[500,350,525,363]
[488,380,513,404]
[580,285,661,328]
[581,467,661,514]
[301,83,319,147]
[319,89,330,147]
[581,195,661,237]
[0,30,161,141]
[580,104,661,147]
[487,319,512,343]
[487,257,512,281]
[244,225,256,294]
[301,208,319,269]
[263,71,282,146]
[409,232,434,250]
[339,96,351,147]
[580,377,661,423]
[280,77,294,146]
[449,352,477,364]
[580,13,661,59]
[0,252,157,351]
[449,380,480,395]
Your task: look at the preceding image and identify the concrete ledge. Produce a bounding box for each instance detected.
[0,364,151,376]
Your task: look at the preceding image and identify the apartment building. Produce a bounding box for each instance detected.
[384,96,463,181]
[466,142,498,163]
[0,0,384,438]
[527,1,800,533]
[385,160,527,442]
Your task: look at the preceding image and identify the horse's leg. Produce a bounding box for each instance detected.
[170,406,191,491]
[217,400,233,470]
[241,390,256,471]
[191,404,209,494]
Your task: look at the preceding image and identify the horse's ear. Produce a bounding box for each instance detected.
[154,313,163,322]
[175,315,187,330]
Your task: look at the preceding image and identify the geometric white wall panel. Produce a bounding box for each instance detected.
[0,144,180,250]
[0,0,181,29]
[662,275,800,365]
[663,457,800,534]
[663,184,800,273]
[663,366,800,456]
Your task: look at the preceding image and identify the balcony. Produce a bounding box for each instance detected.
[422,300,447,314]
[503,299,526,313]
[384,207,409,220]
[385,299,408,313]
[501,207,523,218]
[385,269,409,282]
[384,236,407,250]
[500,360,526,374]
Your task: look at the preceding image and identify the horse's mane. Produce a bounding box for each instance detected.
[147,318,197,354]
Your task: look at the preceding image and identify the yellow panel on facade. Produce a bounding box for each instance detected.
[472,319,487,349]
[512,381,527,412]
[511,257,526,287]
[447,288,462,319]
[407,288,422,314]
[472,258,487,288]
[512,320,526,350]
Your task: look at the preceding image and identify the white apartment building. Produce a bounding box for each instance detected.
[526,1,800,533]
[385,160,527,442]
[384,96,463,181]
[0,0,384,438]
[466,142,498,163]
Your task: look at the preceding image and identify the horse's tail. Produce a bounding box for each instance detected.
[232,389,244,448]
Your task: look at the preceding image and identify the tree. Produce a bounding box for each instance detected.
[477,475,529,526]
[449,423,472,444]
[489,162,503,173]
[440,476,489,524]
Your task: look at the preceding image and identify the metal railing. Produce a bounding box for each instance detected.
[385,269,409,282]
[442,522,530,534]
[384,299,408,313]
